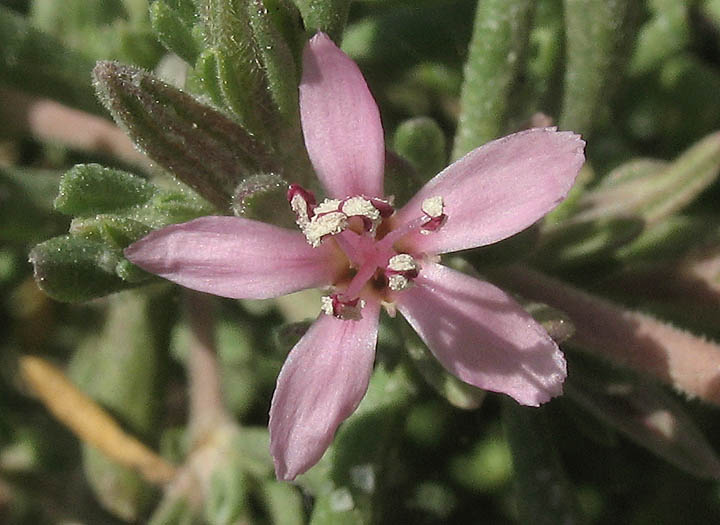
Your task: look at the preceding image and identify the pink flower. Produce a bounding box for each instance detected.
[125,33,585,481]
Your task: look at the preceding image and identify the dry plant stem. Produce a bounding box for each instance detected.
[494,264,720,405]
[19,356,176,484]
[0,86,148,168]
[183,290,232,445]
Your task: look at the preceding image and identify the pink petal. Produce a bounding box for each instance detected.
[269,300,380,480]
[124,216,341,299]
[396,263,566,406]
[394,128,585,255]
[300,32,384,199]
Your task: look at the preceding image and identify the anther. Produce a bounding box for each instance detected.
[288,184,317,228]
[420,196,446,233]
[385,253,419,291]
[321,293,365,320]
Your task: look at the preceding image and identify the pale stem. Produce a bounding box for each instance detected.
[182,290,231,445]
[493,264,720,406]
[0,86,149,169]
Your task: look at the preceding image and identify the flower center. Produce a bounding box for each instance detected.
[287,185,446,320]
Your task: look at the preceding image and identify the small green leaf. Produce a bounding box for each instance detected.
[259,480,305,525]
[93,61,277,210]
[69,215,152,248]
[29,235,138,302]
[54,164,156,216]
[292,0,351,42]
[150,0,201,64]
[523,301,575,344]
[232,172,295,227]
[392,117,446,183]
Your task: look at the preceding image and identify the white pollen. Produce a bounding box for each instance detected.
[388,274,410,291]
[304,211,347,246]
[320,296,334,316]
[388,253,417,272]
[421,196,444,218]
[314,198,342,215]
[290,193,311,227]
[341,196,380,221]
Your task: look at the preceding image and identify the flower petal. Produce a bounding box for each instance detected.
[396,263,566,406]
[395,128,585,254]
[269,300,380,480]
[124,216,341,299]
[300,32,384,199]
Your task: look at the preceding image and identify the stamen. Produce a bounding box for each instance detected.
[421,196,447,234]
[370,197,395,218]
[341,197,380,221]
[288,184,317,228]
[304,211,347,247]
[385,253,419,291]
[421,196,444,218]
[314,198,343,215]
[321,294,365,320]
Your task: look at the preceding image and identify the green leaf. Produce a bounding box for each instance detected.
[54,164,156,216]
[0,168,63,243]
[292,0,351,42]
[574,132,720,225]
[510,0,565,125]
[259,480,305,525]
[231,172,296,227]
[29,235,137,302]
[69,291,170,521]
[629,0,690,75]
[617,215,720,263]
[150,0,201,64]
[199,0,274,135]
[248,0,300,122]
[205,462,251,524]
[83,447,155,521]
[559,0,640,137]
[536,217,644,267]
[392,117,446,183]
[502,400,586,525]
[523,301,575,344]
[308,365,415,524]
[0,6,101,114]
[452,0,534,159]
[186,49,226,106]
[93,61,277,210]
[565,355,720,480]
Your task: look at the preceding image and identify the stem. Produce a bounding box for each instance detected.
[0,86,148,169]
[183,290,231,445]
[493,264,720,406]
[19,356,175,484]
